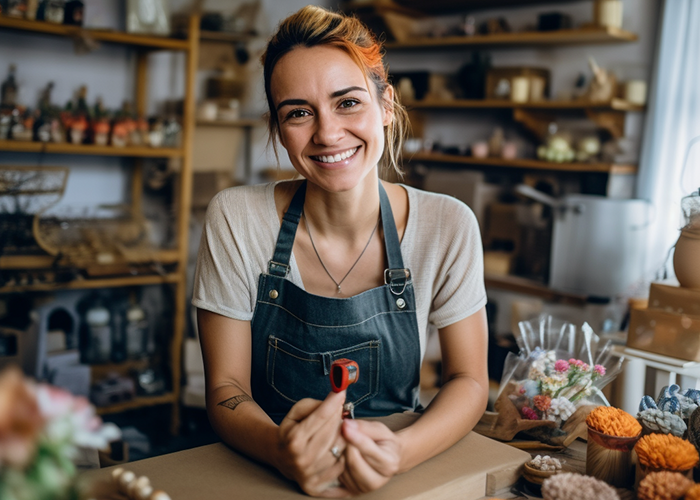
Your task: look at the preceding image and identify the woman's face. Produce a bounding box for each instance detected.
[270,45,392,193]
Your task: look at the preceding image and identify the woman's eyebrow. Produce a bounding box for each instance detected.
[330,86,367,98]
[276,87,367,112]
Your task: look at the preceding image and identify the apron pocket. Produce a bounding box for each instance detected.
[266,336,381,406]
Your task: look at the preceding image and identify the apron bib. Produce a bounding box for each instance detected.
[250,181,421,424]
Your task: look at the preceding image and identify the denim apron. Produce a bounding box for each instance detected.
[250,181,421,424]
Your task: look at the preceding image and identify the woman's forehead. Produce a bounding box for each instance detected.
[270,46,371,103]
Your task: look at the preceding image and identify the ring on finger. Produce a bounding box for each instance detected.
[331,445,342,459]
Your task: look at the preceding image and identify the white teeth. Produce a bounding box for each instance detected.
[313,147,358,163]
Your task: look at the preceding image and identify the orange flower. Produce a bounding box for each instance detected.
[586,405,641,437]
[634,434,699,471]
[0,366,44,468]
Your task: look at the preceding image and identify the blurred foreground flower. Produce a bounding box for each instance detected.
[0,366,120,500]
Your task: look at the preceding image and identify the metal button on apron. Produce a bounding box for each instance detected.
[269,290,279,299]
[396,298,406,309]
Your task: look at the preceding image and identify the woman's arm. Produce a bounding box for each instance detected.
[339,307,489,493]
[197,308,350,498]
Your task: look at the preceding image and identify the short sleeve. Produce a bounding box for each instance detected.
[427,200,487,329]
[191,189,260,321]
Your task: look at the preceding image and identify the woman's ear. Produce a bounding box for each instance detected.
[382,85,395,127]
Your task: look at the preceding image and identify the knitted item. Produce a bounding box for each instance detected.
[635,434,700,471]
[684,483,700,500]
[541,472,619,500]
[586,406,641,437]
[636,471,692,500]
[638,408,687,437]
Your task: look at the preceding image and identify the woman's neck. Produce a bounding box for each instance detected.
[302,176,382,241]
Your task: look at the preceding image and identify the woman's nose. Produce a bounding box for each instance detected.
[313,112,344,146]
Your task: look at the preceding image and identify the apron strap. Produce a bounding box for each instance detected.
[268,180,409,292]
[378,183,410,295]
[268,181,306,277]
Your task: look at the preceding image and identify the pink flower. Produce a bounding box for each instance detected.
[568,358,584,368]
[521,406,539,420]
[593,365,606,376]
[0,366,44,468]
[581,363,590,371]
[554,360,569,373]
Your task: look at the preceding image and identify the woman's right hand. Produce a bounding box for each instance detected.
[275,390,350,497]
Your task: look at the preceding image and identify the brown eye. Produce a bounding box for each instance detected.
[339,99,359,109]
[286,109,311,120]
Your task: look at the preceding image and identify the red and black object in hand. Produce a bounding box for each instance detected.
[330,358,359,393]
[330,358,359,419]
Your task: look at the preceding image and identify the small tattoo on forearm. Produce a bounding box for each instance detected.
[218,394,253,412]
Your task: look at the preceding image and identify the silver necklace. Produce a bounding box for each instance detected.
[303,210,380,293]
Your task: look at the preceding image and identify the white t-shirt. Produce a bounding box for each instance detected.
[192,182,487,360]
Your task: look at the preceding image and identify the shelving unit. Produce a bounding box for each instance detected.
[372,0,645,296]
[0,16,200,434]
[406,152,637,174]
[385,26,637,49]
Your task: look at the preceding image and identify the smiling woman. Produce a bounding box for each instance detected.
[192,5,489,498]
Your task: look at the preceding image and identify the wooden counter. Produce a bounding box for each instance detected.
[81,413,530,500]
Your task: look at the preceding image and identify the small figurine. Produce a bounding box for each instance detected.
[148,118,164,148]
[586,57,617,102]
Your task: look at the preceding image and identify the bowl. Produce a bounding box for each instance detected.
[522,461,565,485]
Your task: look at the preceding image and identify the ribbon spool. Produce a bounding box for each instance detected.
[330,359,359,393]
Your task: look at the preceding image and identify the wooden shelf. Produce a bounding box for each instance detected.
[0,273,181,294]
[0,140,183,157]
[196,118,265,128]
[95,392,177,416]
[199,30,256,43]
[0,250,180,270]
[0,16,190,50]
[407,98,645,112]
[385,27,637,49]
[90,359,151,380]
[393,0,587,13]
[485,274,588,306]
[406,152,637,174]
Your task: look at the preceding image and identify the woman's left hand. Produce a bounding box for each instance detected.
[337,419,402,494]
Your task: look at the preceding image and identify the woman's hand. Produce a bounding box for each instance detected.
[275,390,350,498]
[338,419,403,495]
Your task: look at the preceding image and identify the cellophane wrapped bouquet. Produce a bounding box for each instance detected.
[500,315,624,426]
[0,366,120,500]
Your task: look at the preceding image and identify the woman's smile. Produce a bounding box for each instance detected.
[310,146,360,167]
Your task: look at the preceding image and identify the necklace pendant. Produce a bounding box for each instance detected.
[337,285,342,293]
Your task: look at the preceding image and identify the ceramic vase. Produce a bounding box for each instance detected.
[674,228,700,288]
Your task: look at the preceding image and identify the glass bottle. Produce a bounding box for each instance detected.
[85,302,111,364]
[125,304,148,359]
[1,64,18,112]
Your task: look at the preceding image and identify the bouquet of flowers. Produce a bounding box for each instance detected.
[0,366,120,500]
[478,315,623,445]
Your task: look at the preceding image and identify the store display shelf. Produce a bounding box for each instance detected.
[199,30,256,43]
[0,273,181,294]
[0,16,190,50]
[0,250,181,271]
[90,359,151,380]
[0,140,183,157]
[196,118,265,128]
[385,27,637,49]
[407,98,645,112]
[393,0,587,13]
[485,274,588,306]
[95,392,177,416]
[406,152,637,174]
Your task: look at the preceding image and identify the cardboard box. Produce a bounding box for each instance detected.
[83,412,530,500]
[648,282,700,317]
[626,308,700,362]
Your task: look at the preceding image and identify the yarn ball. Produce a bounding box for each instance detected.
[541,472,619,500]
[635,434,700,471]
[637,471,693,500]
[586,406,641,437]
[684,483,700,500]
